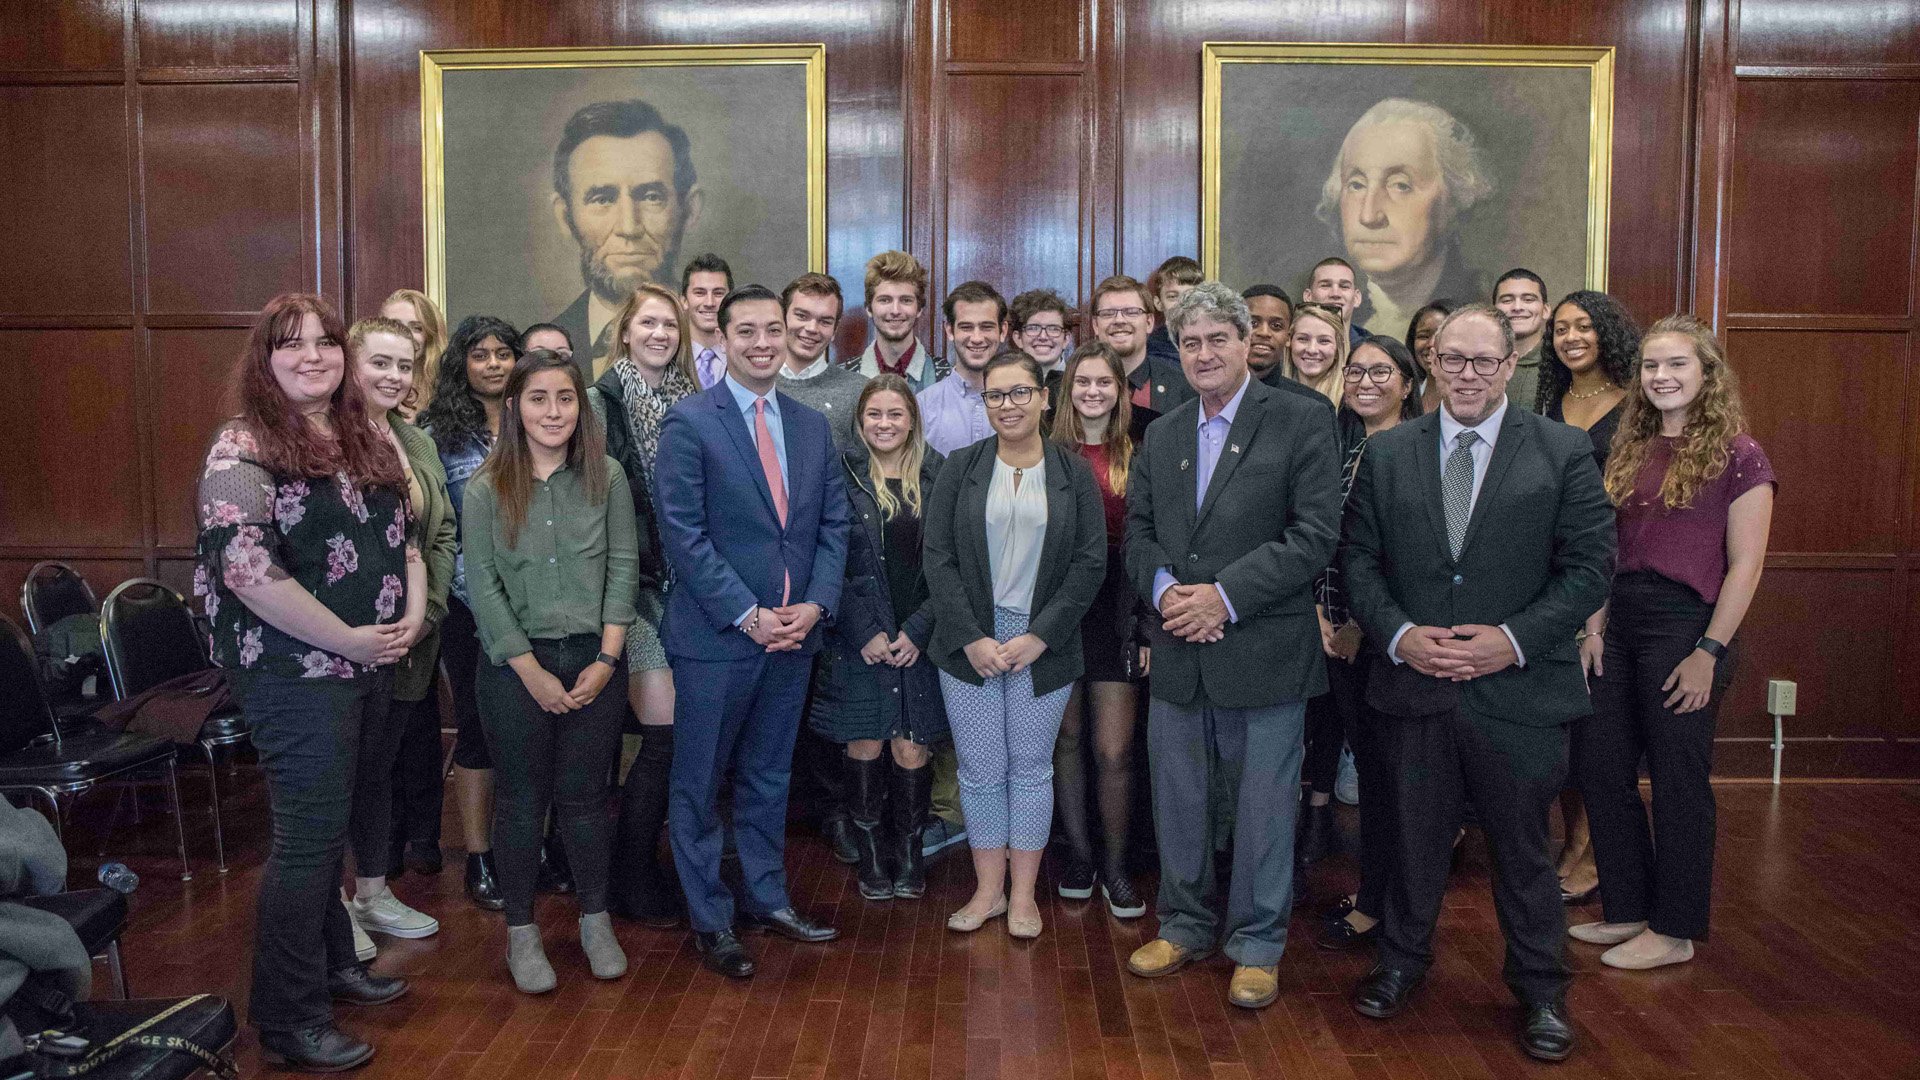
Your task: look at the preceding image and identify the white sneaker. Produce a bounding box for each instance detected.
[351,888,440,939]
[346,897,377,961]
[1334,748,1360,806]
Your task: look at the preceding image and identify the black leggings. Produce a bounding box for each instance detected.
[1575,571,1729,941]
[477,635,627,925]
[1303,659,1350,794]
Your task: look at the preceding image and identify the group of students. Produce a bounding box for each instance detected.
[192,248,1772,1071]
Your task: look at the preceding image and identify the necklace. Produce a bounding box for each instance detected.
[1566,383,1617,402]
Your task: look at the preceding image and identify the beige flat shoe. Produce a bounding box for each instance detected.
[1008,912,1043,940]
[947,897,1008,932]
[1569,920,1648,946]
[1601,936,1694,970]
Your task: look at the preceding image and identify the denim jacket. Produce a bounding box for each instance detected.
[433,429,493,605]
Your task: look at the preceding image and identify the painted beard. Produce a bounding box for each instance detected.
[572,213,689,306]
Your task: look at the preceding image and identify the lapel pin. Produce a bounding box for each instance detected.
[1229,444,1241,454]
[1179,458,1190,471]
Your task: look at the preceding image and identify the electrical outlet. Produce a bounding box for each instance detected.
[1767,679,1797,716]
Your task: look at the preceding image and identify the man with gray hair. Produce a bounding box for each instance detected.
[1122,281,1343,1010]
[1317,97,1494,335]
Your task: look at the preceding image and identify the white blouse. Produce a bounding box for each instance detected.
[985,455,1048,614]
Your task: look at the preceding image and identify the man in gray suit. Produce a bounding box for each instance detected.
[1122,281,1343,1010]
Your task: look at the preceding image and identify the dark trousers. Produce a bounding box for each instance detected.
[1327,654,1396,919]
[1576,571,1725,940]
[1303,677,1347,794]
[1147,696,1305,968]
[476,635,627,925]
[236,669,391,1032]
[388,691,444,850]
[442,596,491,771]
[347,684,409,876]
[669,649,811,933]
[1377,705,1570,1006]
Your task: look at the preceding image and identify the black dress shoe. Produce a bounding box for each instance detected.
[823,815,861,865]
[328,963,409,1006]
[1316,914,1380,951]
[1351,966,1424,1019]
[465,851,505,911]
[1318,894,1356,921]
[741,906,840,943]
[404,842,443,877]
[1521,1002,1575,1061]
[694,930,757,978]
[259,1022,375,1072]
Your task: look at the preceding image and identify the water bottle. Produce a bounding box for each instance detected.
[97,862,139,895]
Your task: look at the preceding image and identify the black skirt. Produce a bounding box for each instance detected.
[1078,549,1142,684]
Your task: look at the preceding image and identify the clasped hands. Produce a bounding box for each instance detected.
[338,614,424,668]
[1396,624,1516,681]
[516,655,616,714]
[963,633,1047,678]
[861,631,922,668]
[1159,583,1228,644]
[745,603,823,653]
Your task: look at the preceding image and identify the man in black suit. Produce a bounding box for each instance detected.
[548,99,701,378]
[1340,302,1614,1062]
[1122,281,1343,1011]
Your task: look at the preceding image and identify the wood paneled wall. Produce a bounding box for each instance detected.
[2,0,1915,776]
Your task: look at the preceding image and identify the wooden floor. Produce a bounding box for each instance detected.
[55,778,1920,1079]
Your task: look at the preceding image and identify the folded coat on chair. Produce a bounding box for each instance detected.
[92,669,231,746]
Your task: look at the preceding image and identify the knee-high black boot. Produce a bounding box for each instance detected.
[889,760,931,899]
[611,726,681,926]
[845,755,892,901]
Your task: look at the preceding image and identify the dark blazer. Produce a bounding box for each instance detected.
[923,439,1107,698]
[654,381,850,661]
[1341,405,1615,726]
[1126,353,1195,416]
[1126,375,1344,708]
[550,290,597,383]
[810,442,947,745]
[589,365,666,589]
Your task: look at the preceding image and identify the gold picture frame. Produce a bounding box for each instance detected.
[1201,42,1614,334]
[420,43,826,339]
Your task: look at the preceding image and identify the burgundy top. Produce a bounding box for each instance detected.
[1616,433,1775,604]
[1077,441,1128,544]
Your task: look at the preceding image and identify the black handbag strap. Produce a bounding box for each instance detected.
[30,995,236,1080]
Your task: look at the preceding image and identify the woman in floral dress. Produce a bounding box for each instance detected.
[193,293,424,1072]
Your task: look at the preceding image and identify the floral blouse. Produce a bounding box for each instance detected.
[193,421,418,680]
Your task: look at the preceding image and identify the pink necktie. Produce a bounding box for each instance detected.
[754,398,791,604]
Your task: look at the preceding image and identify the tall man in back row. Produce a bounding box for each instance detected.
[1123,282,1342,1011]
[1340,302,1613,1062]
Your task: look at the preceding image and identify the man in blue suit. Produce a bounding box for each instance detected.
[655,284,851,978]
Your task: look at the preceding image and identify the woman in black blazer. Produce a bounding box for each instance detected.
[923,352,1107,941]
[809,375,949,902]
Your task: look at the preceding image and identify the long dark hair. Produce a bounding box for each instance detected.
[232,293,401,489]
[479,350,609,548]
[1536,290,1640,413]
[1049,342,1135,496]
[420,315,520,454]
[1339,335,1425,426]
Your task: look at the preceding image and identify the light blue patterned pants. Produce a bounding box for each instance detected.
[938,608,1072,851]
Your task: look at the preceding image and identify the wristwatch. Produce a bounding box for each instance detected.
[596,651,620,668]
[1694,635,1727,660]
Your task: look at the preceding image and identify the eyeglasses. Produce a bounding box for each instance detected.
[1093,307,1148,320]
[981,386,1038,408]
[1435,352,1508,376]
[1019,324,1067,340]
[1343,364,1399,385]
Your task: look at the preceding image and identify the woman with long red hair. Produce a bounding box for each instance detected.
[193,293,424,1071]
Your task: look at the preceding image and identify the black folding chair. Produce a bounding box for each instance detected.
[98,579,251,875]
[21,887,131,999]
[20,560,99,635]
[0,615,191,881]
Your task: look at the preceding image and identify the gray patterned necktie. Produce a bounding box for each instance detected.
[1443,429,1479,560]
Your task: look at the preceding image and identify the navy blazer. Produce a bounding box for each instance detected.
[654,380,851,661]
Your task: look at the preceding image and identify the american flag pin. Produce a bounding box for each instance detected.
[1179,458,1190,470]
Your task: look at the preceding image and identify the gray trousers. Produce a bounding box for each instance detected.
[1147,695,1305,967]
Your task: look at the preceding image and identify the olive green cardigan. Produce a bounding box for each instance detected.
[391,414,458,702]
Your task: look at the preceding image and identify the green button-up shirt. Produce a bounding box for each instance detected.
[462,456,640,665]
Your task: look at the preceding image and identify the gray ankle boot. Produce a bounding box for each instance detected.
[579,911,628,980]
[507,923,556,993]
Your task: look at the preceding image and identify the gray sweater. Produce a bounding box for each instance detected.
[778,359,868,449]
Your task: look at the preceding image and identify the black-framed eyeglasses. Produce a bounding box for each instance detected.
[981,386,1038,408]
[1343,364,1399,385]
[1093,307,1148,320]
[1019,324,1068,340]
[1435,352,1508,376]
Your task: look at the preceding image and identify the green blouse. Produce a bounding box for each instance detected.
[462,456,640,665]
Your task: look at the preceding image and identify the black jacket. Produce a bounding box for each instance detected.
[1341,406,1615,726]
[589,366,666,590]
[923,439,1107,698]
[809,442,948,744]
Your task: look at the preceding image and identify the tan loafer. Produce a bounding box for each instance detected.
[946,897,1008,932]
[1569,920,1647,946]
[1128,937,1212,978]
[1228,964,1279,1009]
[1008,912,1043,940]
[1601,936,1694,970]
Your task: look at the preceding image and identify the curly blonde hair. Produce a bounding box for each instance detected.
[1603,315,1748,510]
